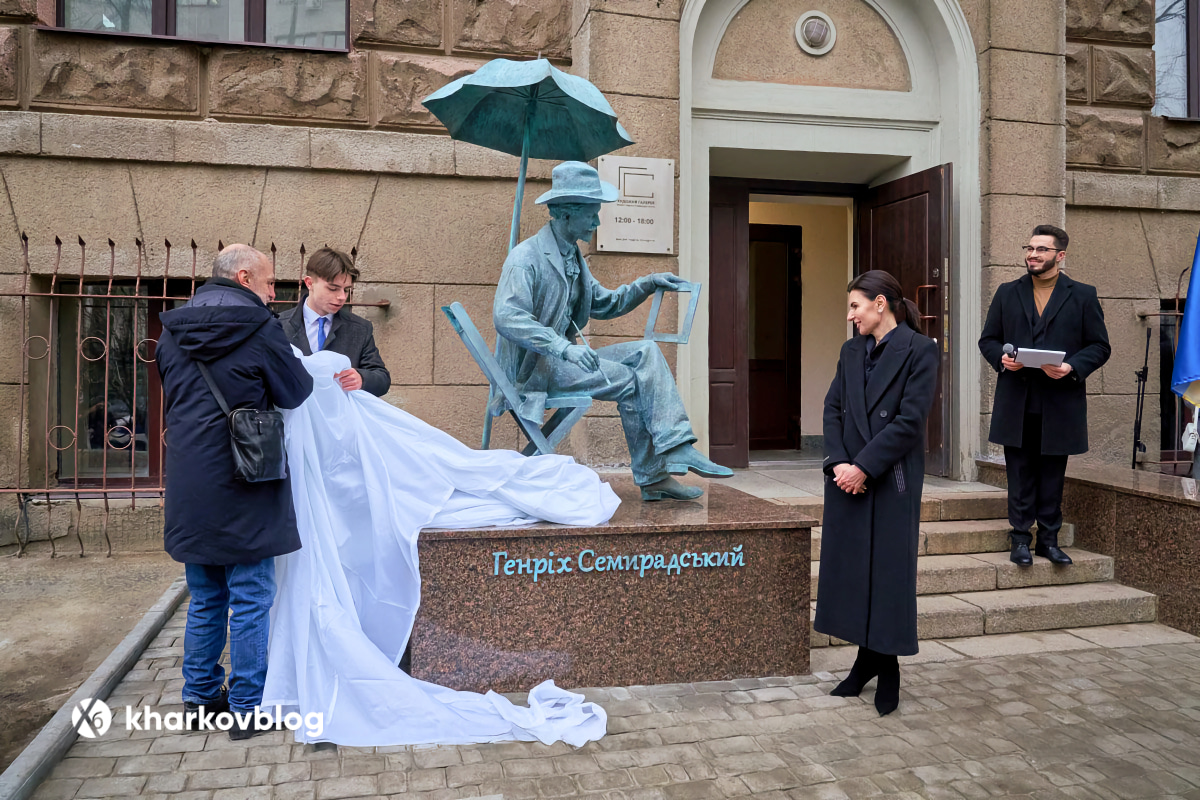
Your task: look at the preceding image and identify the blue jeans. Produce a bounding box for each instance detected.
[183,560,275,713]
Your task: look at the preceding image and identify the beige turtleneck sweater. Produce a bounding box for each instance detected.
[1033,272,1058,317]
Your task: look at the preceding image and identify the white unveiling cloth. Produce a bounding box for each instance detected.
[263,349,617,746]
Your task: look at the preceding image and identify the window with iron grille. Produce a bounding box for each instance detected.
[57,0,349,50]
[44,277,301,489]
[55,280,169,485]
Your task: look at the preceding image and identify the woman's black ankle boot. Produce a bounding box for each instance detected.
[830,647,880,697]
[874,655,900,716]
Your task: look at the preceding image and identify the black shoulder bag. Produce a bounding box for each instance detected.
[195,361,288,483]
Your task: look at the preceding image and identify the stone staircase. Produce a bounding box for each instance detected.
[809,493,1158,648]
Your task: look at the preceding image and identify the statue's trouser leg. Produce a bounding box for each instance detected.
[547,341,696,485]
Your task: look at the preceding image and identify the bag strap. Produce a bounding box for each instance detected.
[195,361,233,417]
[183,314,276,417]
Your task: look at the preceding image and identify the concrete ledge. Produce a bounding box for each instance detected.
[1068,170,1200,211]
[0,575,189,800]
[0,111,545,180]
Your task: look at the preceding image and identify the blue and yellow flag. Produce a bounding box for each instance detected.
[1172,230,1200,406]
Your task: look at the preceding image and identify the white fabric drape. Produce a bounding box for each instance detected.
[263,349,616,746]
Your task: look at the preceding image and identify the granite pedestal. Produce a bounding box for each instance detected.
[412,478,814,692]
[978,458,1200,637]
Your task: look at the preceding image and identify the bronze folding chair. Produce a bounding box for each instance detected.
[440,302,592,456]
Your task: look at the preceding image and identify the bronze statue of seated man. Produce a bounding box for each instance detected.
[493,161,733,500]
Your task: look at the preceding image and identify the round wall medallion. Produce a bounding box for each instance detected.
[795,11,836,56]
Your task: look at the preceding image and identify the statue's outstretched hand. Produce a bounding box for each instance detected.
[563,344,600,373]
[650,273,689,292]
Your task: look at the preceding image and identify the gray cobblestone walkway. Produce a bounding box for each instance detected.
[30,605,1200,800]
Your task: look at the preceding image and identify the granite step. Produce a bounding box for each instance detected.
[778,490,1009,527]
[810,581,1155,648]
[933,492,1009,522]
[810,549,1111,599]
[811,594,984,648]
[811,623,1200,672]
[956,581,1158,635]
[811,520,1076,561]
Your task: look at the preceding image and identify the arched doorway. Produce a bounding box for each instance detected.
[677,0,982,479]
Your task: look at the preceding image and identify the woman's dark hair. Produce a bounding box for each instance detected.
[847,270,922,332]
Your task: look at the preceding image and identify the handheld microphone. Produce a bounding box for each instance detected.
[1003,343,1016,358]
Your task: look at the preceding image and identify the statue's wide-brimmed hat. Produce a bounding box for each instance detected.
[536,161,618,205]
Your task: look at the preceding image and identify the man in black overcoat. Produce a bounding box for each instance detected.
[158,244,314,739]
[279,247,391,397]
[979,225,1111,566]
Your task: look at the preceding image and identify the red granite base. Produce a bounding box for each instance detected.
[980,458,1200,637]
[411,478,814,692]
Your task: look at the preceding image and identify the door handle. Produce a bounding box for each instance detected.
[914,285,938,336]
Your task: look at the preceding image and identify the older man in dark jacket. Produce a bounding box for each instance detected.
[157,244,313,739]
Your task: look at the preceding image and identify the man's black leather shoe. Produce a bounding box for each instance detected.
[184,687,228,732]
[1010,542,1033,566]
[228,714,277,741]
[1035,543,1073,565]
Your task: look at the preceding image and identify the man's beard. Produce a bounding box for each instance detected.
[1026,260,1055,276]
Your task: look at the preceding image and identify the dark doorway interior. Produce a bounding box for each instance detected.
[748,224,802,450]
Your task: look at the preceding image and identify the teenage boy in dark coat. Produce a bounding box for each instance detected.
[157,244,313,739]
[979,225,1111,567]
[279,247,391,397]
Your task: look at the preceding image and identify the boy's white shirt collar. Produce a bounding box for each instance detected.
[302,300,334,352]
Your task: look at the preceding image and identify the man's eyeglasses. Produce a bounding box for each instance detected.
[1022,246,1062,255]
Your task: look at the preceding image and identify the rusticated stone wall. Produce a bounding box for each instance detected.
[6,0,1191,486]
[561,0,682,463]
[0,0,690,485]
[1065,0,1154,172]
[961,0,1069,463]
[0,0,570,129]
[1061,0,1196,467]
[963,0,1199,468]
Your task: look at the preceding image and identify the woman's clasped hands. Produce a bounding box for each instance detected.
[832,463,868,495]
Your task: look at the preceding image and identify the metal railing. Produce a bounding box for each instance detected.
[0,236,386,557]
[1138,265,1193,476]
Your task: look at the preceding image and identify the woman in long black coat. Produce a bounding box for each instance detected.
[814,270,939,716]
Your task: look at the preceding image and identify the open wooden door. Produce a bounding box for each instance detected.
[709,179,750,468]
[857,163,952,476]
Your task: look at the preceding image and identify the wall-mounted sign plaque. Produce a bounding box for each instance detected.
[596,156,675,254]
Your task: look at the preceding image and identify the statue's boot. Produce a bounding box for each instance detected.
[641,476,704,501]
[664,444,734,479]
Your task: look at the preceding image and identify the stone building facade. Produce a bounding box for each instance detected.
[0,0,1194,546]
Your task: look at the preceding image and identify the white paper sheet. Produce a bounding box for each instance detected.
[1012,348,1066,368]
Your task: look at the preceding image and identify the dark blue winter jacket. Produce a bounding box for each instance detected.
[157,278,313,565]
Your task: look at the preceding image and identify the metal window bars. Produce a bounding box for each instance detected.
[0,236,387,557]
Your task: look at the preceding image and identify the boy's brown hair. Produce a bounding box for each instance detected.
[306,247,359,284]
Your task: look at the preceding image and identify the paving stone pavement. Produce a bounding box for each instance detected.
[30,605,1200,800]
